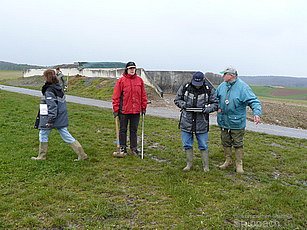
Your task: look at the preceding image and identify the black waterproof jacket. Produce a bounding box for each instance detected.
[174,82,218,133]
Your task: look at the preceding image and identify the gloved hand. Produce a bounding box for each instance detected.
[141,110,146,115]
[64,85,68,92]
[202,107,210,114]
[181,103,187,110]
[46,123,53,128]
[113,112,118,118]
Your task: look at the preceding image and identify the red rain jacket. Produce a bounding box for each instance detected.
[112,73,148,114]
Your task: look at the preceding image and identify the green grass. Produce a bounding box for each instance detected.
[250,85,275,97]
[251,86,307,101]
[0,76,161,103]
[0,90,306,229]
[67,77,116,101]
[0,70,23,80]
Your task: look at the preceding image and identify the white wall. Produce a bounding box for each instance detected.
[23,68,80,77]
[24,68,151,82]
[23,68,162,95]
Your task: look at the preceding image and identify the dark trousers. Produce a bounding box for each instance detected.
[221,128,245,148]
[119,114,140,150]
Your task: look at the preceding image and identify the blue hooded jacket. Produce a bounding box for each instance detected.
[38,83,68,129]
[215,78,262,129]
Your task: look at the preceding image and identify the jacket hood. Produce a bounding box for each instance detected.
[42,83,64,97]
[52,83,62,90]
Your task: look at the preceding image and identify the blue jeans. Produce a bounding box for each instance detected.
[39,127,76,143]
[181,131,208,150]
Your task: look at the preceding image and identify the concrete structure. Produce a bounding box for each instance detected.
[145,71,223,94]
[23,67,164,97]
[23,68,120,78]
[23,68,223,96]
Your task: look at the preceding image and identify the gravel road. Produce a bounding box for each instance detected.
[1,84,307,139]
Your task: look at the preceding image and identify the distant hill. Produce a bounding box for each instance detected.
[240,76,307,88]
[2,60,307,88]
[0,61,44,70]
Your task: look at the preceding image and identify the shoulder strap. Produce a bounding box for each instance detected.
[203,80,212,95]
[182,83,190,95]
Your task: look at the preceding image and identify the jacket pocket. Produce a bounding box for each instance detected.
[228,115,244,129]
[39,115,49,129]
[57,102,66,114]
[180,111,193,131]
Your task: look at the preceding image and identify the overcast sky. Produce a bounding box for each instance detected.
[1,0,307,77]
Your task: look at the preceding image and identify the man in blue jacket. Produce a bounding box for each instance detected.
[216,67,262,173]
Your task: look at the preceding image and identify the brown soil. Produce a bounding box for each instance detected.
[271,88,307,96]
[149,92,307,130]
[246,100,307,129]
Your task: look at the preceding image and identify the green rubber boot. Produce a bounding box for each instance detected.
[70,140,88,161]
[31,142,48,160]
[235,147,244,174]
[201,149,209,172]
[219,147,233,169]
[183,148,193,171]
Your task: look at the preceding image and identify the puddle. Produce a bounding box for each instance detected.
[270,143,286,148]
[146,154,170,163]
[272,171,280,179]
[270,151,280,158]
[296,180,307,187]
[148,142,163,149]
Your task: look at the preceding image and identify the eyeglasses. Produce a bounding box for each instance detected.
[127,67,136,70]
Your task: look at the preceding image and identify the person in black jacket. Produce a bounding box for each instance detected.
[174,72,218,172]
[31,69,88,161]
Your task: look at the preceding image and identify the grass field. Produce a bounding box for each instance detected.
[0,75,162,103]
[0,90,306,229]
[251,86,307,101]
[1,76,307,129]
[0,70,23,80]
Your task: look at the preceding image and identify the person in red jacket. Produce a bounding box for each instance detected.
[112,61,148,156]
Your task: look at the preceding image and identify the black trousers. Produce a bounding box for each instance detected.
[119,114,140,150]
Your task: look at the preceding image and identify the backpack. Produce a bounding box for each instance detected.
[182,78,213,100]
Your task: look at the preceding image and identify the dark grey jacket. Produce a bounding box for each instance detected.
[174,82,218,133]
[56,71,66,90]
[39,83,68,129]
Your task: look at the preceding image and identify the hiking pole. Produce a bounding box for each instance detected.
[140,101,151,159]
[141,113,145,159]
[113,116,123,157]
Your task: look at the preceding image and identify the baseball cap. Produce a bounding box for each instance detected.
[126,61,136,69]
[220,67,238,76]
[191,71,205,86]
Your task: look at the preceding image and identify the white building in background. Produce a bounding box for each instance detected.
[23,68,121,78]
[23,67,163,97]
